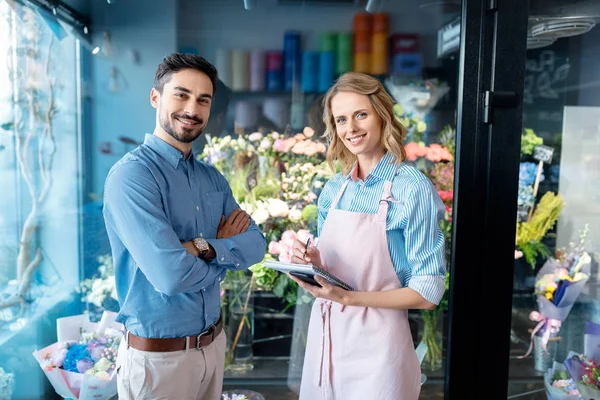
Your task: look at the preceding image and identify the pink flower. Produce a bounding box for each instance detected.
[437,190,453,202]
[404,142,419,161]
[273,139,287,152]
[316,143,327,153]
[285,138,298,152]
[426,144,443,162]
[426,144,453,162]
[260,137,272,150]
[281,230,298,247]
[405,142,427,161]
[297,229,313,244]
[272,131,280,139]
[303,126,315,137]
[268,241,281,255]
[294,133,306,141]
[303,141,319,157]
[306,192,318,202]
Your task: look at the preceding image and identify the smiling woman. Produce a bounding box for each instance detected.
[289,72,447,400]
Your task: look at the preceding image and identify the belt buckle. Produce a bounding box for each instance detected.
[196,326,213,349]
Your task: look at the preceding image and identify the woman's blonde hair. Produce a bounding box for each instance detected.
[322,72,407,175]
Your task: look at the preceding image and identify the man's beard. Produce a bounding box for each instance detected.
[159,112,204,144]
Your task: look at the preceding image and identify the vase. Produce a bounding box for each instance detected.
[224,273,255,373]
[419,309,444,372]
[287,287,315,394]
[533,334,557,372]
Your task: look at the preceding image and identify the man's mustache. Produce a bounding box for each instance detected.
[173,114,203,125]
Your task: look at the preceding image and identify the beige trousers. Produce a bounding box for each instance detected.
[116,331,226,400]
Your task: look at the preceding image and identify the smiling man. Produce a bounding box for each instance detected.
[102,53,266,400]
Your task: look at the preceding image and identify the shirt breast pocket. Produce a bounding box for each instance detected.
[206,191,225,228]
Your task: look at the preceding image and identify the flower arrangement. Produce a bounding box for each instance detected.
[516,191,565,268]
[394,103,456,371]
[198,128,332,309]
[78,254,119,321]
[545,362,581,399]
[563,321,600,399]
[0,367,14,400]
[41,332,120,380]
[515,128,564,269]
[520,226,590,361]
[33,311,123,400]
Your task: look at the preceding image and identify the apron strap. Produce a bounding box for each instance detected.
[318,300,335,400]
[377,180,394,222]
[329,179,350,211]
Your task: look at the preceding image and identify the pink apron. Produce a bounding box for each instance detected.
[299,178,421,400]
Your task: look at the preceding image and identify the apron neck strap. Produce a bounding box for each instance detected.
[329,179,350,211]
[377,180,394,221]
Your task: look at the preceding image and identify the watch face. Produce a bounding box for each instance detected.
[193,238,209,253]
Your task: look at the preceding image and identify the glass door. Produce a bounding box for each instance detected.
[508,0,600,398]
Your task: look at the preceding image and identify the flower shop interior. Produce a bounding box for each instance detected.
[1,0,600,399]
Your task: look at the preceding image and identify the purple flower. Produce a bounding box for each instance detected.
[88,342,107,361]
[76,357,95,374]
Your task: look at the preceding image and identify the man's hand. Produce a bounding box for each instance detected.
[217,209,251,239]
[182,241,200,257]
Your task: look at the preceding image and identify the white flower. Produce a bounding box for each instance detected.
[267,199,289,218]
[237,137,247,148]
[239,202,255,215]
[313,181,323,189]
[248,132,263,142]
[251,207,270,225]
[260,137,272,150]
[289,208,302,222]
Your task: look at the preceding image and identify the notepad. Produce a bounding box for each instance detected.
[264,260,355,291]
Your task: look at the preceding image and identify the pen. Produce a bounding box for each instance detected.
[303,238,311,260]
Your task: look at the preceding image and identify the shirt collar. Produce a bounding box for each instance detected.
[143,134,190,169]
[347,152,397,183]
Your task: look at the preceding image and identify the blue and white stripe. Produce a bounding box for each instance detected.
[317,152,447,305]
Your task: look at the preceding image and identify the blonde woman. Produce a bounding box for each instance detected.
[290,72,447,399]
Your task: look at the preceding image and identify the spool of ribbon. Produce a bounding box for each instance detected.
[519,311,561,358]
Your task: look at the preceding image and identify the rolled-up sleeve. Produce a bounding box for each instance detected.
[401,179,447,305]
[205,172,266,270]
[103,161,225,296]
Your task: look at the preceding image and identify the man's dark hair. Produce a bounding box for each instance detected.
[153,53,218,94]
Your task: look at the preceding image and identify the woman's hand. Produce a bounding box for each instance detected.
[291,239,323,269]
[288,274,353,306]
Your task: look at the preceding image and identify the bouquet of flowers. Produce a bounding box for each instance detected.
[521,226,591,359]
[545,361,582,399]
[32,311,123,400]
[564,321,600,399]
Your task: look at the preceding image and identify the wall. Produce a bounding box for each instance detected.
[89,0,179,196]
[177,0,444,71]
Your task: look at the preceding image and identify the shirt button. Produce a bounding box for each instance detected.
[236,263,240,267]
[220,257,225,262]
[196,206,199,211]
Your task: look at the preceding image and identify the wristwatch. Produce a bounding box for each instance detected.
[192,237,210,258]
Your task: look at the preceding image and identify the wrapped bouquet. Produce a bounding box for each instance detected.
[545,361,581,399]
[32,311,123,400]
[564,321,600,400]
[521,227,591,359]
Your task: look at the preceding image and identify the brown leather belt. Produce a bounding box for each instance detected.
[126,316,223,352]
